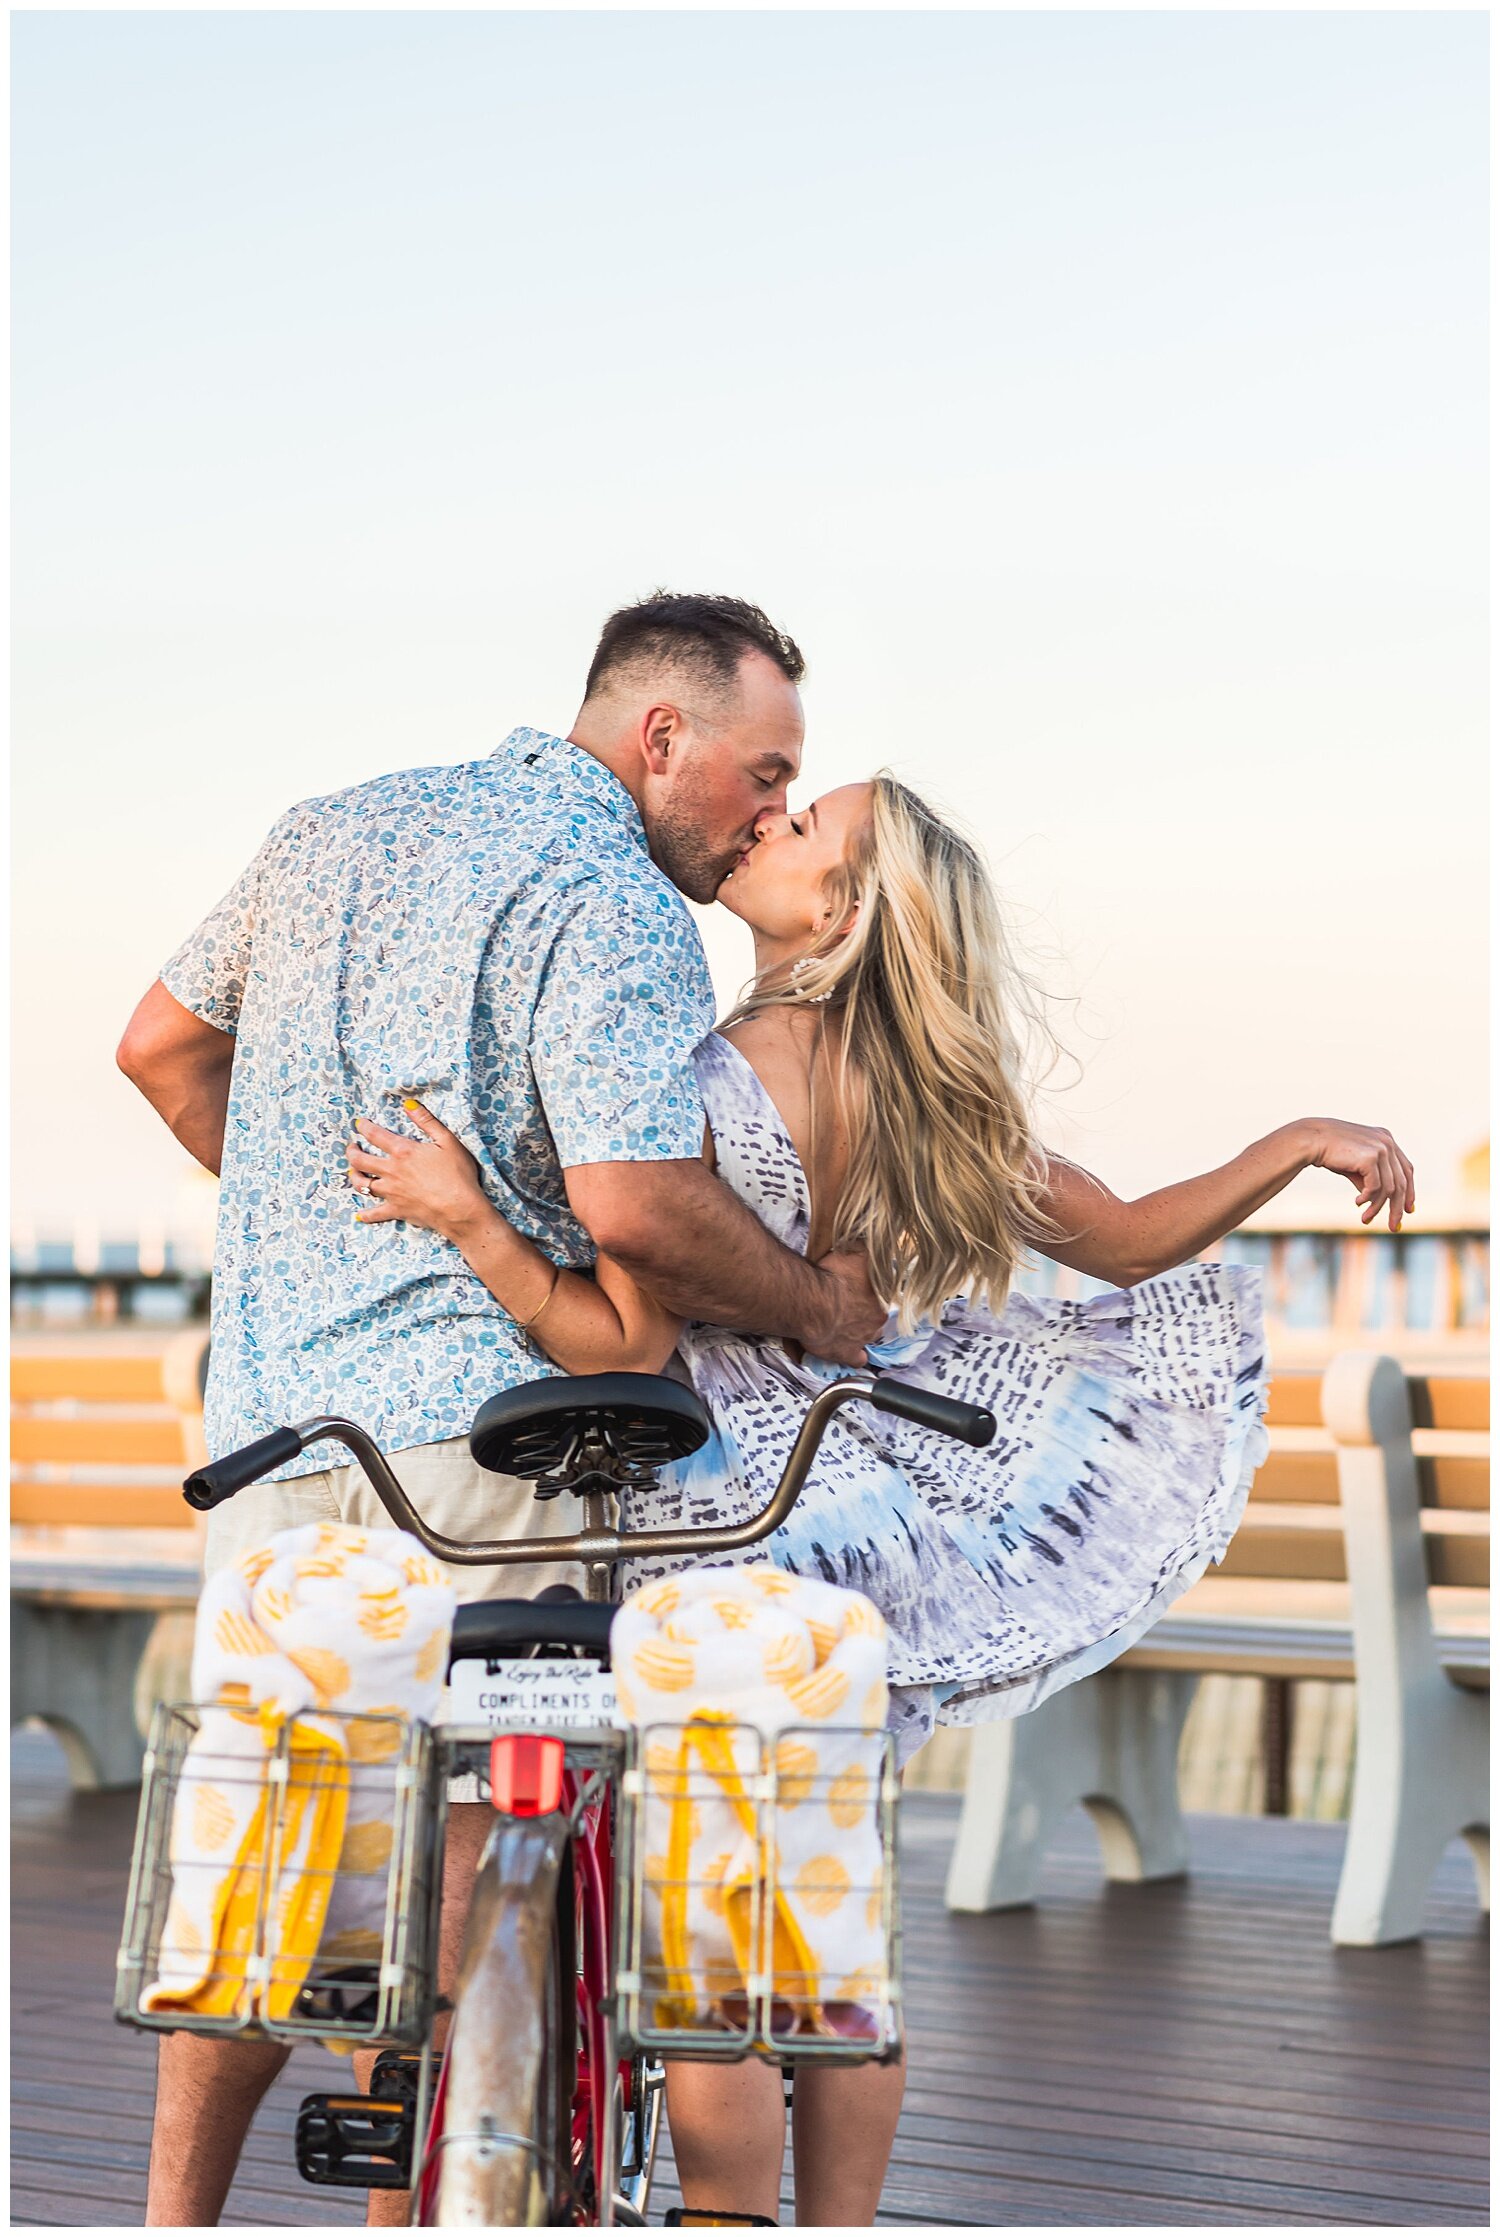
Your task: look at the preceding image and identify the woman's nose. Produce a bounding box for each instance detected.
[752,808,788,840]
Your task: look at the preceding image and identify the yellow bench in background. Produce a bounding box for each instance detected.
[11,1337,209,1526]
[11,1336,208,1787]
[944,1352,1489,1944]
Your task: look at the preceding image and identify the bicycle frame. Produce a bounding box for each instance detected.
[409,1741,638,2228]
[266,1382,897,2217]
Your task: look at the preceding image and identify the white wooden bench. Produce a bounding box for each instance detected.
[10,1336,207,1787]
[944,1350,1489,1945]
[1324,1351,1488,1942]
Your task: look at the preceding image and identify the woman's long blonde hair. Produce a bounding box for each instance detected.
[723,774,1058,1328]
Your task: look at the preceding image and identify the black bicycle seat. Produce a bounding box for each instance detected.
[448,1595,616,1669]
[469,1372,711,1494]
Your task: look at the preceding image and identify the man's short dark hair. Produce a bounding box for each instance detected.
[583,591,805,705]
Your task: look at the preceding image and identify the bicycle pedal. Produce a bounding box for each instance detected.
[663,2213,777,2228]
[370,2050,424,2102]
[295,2091,414,2189]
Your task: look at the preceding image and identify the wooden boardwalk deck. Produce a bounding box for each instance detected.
[11,1728,1488,2227]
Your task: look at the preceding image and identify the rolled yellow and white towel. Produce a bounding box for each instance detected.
[144,1520,455,2022]
[612,1565,891,2037]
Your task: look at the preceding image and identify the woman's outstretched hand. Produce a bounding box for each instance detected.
[1300,1118,1416,1230]
[346,1101,490,1237]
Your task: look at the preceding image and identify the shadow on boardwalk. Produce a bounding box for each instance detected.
[11,1728,1488,2227]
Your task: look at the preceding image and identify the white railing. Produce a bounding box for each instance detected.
[1017,1226,1489,1340]
[9,1223,1491,1337]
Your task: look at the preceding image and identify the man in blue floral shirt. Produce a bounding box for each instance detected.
[119,591,883,2225]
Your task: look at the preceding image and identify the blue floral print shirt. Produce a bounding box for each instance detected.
[162,729,717,1474]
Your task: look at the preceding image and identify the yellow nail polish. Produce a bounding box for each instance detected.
[403,1098,419,1111]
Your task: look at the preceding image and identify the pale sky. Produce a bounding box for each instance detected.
[12,9,1487,1251]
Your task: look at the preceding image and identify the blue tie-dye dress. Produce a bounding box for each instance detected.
[621,1033,1269,1761]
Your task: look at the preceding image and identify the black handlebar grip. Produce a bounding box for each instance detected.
[183,1427,308,1512]
[869,1375,996,1448]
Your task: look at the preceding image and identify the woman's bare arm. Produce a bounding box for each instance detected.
[1038,1118,1416,1287]
[347,1102,685,1375]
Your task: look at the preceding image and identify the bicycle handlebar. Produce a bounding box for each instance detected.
[182,1427,308,1511]
[181,1373,996,1565]
[868,1376,995,1446]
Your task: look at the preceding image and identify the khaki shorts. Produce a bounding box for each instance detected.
[203,1433,587,1605]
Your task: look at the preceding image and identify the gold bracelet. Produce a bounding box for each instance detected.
[516,1264,561,1332]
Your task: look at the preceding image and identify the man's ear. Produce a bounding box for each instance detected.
[639,703,684,777]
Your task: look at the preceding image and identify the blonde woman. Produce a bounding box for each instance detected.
[347,774,1413,2225]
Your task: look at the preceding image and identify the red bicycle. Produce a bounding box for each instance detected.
[118,1368,994,2224]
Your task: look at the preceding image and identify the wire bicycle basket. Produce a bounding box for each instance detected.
[614,1719,902,2066]
[115,1702,443,2048]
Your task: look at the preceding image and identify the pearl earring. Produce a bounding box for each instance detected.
[790,956,834,1004]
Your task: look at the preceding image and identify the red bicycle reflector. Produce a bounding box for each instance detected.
[489,1732,565,1816]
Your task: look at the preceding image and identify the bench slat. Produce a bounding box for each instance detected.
[9,1561,199,1607]
[1248,1449,1339,1503]
[1218,1505,1347,1582]
[1122,1630,1357,1680]
[1261,1373,1488,1437]
[1419,1454,1490,1510]
[1118,1574,1489,1683]
[1409,1376,1490,1431]
[10,1418,189,1465]
[11,1356,170,1403]
[1249,1437,1486,1512]
[1155,1573,1489,1626]
[1264,1376,1322,1427]
[1426,1530,1491,1589]
[10,1485,197,1529]
[1220,1500,1488,1586]
[1121,1627,1489,1686]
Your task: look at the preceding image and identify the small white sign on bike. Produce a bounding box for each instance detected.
[448,1656,624,1731]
